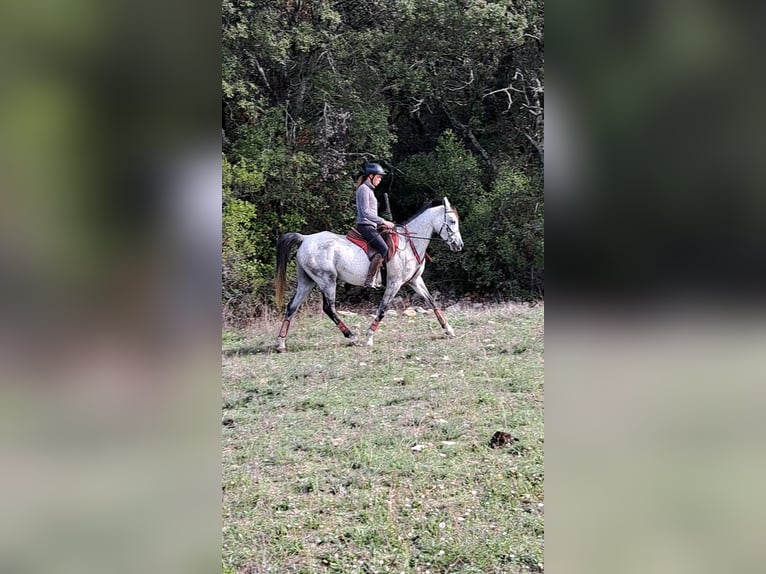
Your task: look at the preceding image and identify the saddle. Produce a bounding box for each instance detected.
[346,225,398,263]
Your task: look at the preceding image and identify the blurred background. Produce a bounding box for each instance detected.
[2,0,766,572]
[547,0,766,573]
[0,0,220,572]
[547,0,766,299]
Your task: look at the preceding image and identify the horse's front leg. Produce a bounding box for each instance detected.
[409,276,455,337]
[365,281,403,347]
[322,293,357,345]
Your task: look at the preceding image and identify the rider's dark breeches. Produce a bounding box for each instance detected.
[358,224,388,259]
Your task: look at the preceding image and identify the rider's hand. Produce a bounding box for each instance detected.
[383,221,395,229]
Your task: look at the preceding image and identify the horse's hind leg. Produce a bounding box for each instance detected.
[277,267,315,353]
[409,276,455,337]
[320,280,357,345]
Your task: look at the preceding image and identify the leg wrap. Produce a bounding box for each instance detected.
[337,320,351,337]
[433,309,447,329]
[370,318,381,333]
[278,319,291,338]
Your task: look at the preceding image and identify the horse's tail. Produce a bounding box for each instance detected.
[275,232,304,309]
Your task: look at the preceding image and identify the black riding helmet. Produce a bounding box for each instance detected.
[363,162,387,176]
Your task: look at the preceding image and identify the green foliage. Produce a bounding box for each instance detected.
[398,130,484,213]
[222,156,273,322]
[461,166,544,298]
[347,101,397,160]
[221,0,544,320]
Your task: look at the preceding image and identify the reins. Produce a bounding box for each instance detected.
[396,225,435,264]
[397,232,435,240]
[402,225,425,266]
[393,209,459,242]
[390,207,460,265]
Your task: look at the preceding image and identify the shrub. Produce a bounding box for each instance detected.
[460,167,544,298]
[397,130,484,216]
[222,156,274,322]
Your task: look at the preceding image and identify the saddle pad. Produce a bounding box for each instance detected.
[346,227,398,263]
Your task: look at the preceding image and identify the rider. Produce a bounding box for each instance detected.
[355,162,395,287]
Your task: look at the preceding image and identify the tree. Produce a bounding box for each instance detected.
[221,0,545,319]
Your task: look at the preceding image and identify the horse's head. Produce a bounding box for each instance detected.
[436,197,463,252]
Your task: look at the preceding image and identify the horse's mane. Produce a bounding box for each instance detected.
[402,199,446,225]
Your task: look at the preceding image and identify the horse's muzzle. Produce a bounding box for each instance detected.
[449,239,464,252]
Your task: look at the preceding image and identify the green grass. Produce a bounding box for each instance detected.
[222,302,544,573]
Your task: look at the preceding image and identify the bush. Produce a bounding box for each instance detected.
[460,167,544,298]
[222,156,274,322]
[396,130,484,216]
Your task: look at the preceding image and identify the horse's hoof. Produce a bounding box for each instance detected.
[348,335,358,346]
[276,346,287,353]
[445,326,455,337]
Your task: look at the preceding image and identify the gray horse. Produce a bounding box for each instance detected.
[274,198,464,352]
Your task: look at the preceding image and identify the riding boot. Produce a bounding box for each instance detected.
[364,253,384,288]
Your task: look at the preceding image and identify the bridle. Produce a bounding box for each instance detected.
[399,208,460,243]
[438,209,460,243]
[398,207,460,265]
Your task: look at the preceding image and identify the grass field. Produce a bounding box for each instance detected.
[222,301,544,574]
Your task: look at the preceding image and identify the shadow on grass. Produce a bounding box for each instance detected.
[223,340,357,357]
[222,345,272,357]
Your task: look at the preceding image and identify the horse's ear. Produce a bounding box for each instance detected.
[443,197,451,212]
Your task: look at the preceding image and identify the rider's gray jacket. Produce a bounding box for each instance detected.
[355,181,384,226]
